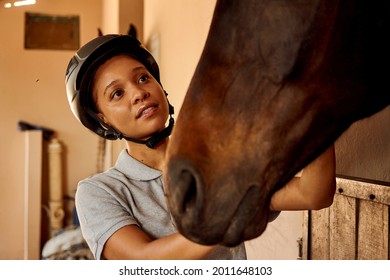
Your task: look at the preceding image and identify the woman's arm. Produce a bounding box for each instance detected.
[102,225,216,260]
[270,144,336,211]
[103,146,335,259]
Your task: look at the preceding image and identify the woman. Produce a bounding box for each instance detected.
[65,34,336,260]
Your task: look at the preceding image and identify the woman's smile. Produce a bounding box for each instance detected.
[136,102,159,119]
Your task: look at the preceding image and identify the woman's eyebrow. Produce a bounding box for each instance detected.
[102,66,147,95]
[103,80,119,96]
[132,66,147,73]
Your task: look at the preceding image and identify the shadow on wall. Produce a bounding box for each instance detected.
[335,106,390,183]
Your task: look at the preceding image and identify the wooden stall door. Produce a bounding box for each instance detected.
[303,177,390,260]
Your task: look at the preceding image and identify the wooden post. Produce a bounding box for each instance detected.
[23,130,42,260]
[48,138,64,237]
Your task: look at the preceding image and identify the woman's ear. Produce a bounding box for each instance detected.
[97,112,109,125]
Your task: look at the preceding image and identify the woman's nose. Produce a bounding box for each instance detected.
[132,90,150,105]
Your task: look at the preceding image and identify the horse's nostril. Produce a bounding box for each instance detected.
[167,159,204,230]
[179,170,198,214]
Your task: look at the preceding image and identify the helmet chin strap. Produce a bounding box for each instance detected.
[117,116,174,148]
[88,103,175,149]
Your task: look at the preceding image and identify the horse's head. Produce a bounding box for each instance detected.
[164,0,390,246]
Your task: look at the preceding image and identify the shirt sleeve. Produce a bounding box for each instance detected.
[75,179,138,260]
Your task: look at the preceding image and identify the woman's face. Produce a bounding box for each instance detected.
[92,55,169,140]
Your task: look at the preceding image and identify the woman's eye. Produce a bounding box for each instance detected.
[138,74,149,84]
[111,89,123,99]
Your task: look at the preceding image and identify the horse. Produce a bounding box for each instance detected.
[164,0,390,247]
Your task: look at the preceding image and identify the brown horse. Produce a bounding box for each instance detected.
[164,0,390,246]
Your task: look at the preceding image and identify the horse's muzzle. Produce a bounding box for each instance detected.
[165,157,270,246]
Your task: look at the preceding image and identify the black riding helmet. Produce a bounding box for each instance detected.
[65,34,174,148]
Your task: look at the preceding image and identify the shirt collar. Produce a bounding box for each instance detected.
[115,149,162,181]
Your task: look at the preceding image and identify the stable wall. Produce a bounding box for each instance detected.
[143,0,215,113]
[0,0,145,260]
[0,0,103,259]
[336,107,390,183]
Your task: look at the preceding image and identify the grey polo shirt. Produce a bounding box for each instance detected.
[76,149,247,260]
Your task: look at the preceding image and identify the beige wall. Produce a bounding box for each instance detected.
[119,0,144,40]
[336,107,390,182]
[0,0,103,259]
[0,0,142,259]
[0,0,145,260]
[102,0,143,38]
[144,0,217,114]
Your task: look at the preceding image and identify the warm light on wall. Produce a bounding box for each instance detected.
[3,0,36,8]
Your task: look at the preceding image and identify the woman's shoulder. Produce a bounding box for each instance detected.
[76,166,130,198]
[81,165,127,185]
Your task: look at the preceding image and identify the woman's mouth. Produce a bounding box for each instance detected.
[136,103,158,118]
